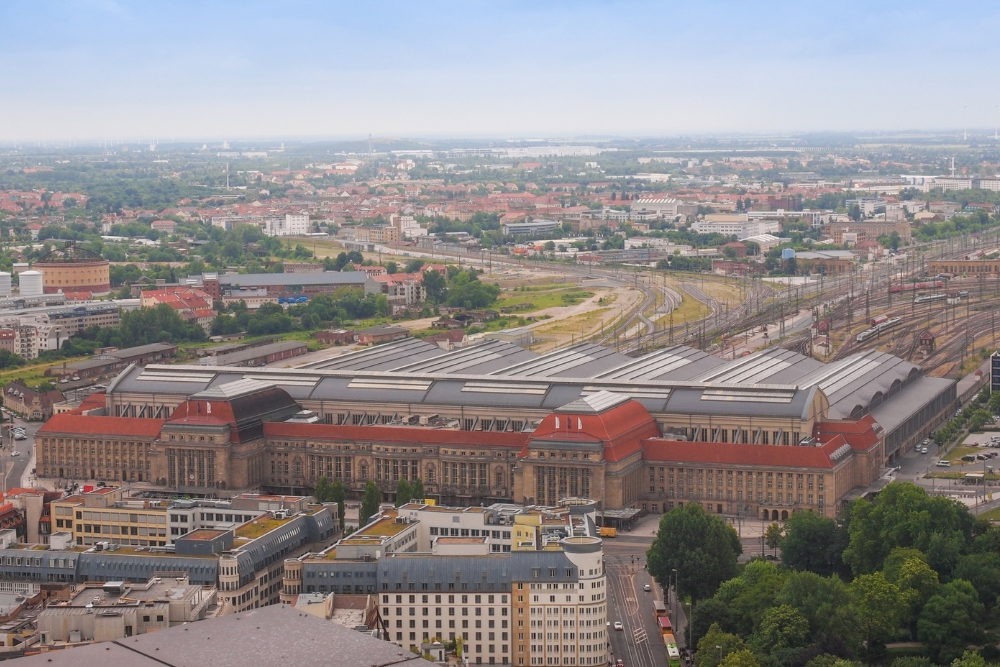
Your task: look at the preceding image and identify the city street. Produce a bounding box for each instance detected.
[603,537,671,667]
[0,412,40,492]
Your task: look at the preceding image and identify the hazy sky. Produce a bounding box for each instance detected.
[2,0,999,141]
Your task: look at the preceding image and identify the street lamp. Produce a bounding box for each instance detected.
[671,568,678,620]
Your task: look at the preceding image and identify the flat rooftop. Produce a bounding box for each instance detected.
[351,519,411,540]
[182,529,228,541]
[234,516,294,540]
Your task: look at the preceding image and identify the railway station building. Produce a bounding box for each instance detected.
[37,338,956,519]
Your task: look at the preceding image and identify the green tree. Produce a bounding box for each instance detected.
[422,268,447,303]
[896,557,941,632]
[405,259,425,273]
[314,476,331,502]
[411,478,425,503]
[647,503,742,605]
[444,272,500,309]
[695,623,745,667]
[720,649,760,667]
[764,522,783,557]
[0,350,26,370]
[374,293,390,317]
[691,598,737,640]
[329,480,346,530]
[780,510,846,576]
[396,479,411,507]
[888,657,933,667]
[850,572,905,656]
[917,580,985,664]
[385,261,398,274]
[749,604,809,654]
[950,651,987,667]
[881,547,927,583]
[953,553,1000,609]
[712,561,784,638]
[775,571,859,647]
[843,482,973,577]
[360,481,382,527]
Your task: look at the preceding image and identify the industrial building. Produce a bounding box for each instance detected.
[32,244,111,297]
[35,338,955,519]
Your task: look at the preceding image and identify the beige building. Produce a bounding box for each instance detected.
[37,577,217,645]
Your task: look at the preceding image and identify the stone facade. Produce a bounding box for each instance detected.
[39,385,884,520]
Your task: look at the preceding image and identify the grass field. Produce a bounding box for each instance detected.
[0,356,90,390]
[978,506,1000,521]
[654,290,712,327]
[937,445,981,463]
[530,307,613,352]
[494,284,595,312]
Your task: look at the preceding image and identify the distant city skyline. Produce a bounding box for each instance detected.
[2,0,999,141]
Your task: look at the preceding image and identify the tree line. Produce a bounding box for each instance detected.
[647,482,1000,667]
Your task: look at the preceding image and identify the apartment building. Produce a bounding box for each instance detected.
[364,272,426,312]
[0,493,339,616]
[266,213,310,237]
[283,501,607,666]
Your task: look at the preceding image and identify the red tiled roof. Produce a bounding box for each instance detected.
[813,415,881,451]
[264,422,529,448]
[641,436,849,469]
[38,413,164,438]
[531,400,660,463]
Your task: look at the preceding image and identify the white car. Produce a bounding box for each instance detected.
[936,460,951,467]
[10,451,20,456]
[643,584,651,592]
[613,622,624,631]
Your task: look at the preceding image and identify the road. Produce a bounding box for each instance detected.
[603,537,670,667]
[0,412,41,491]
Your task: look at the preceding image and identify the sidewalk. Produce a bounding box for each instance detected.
[629,512,774,539]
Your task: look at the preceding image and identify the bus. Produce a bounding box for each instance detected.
[657,616,673,635]
[666,639,681,667]
[653,601,667,618]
